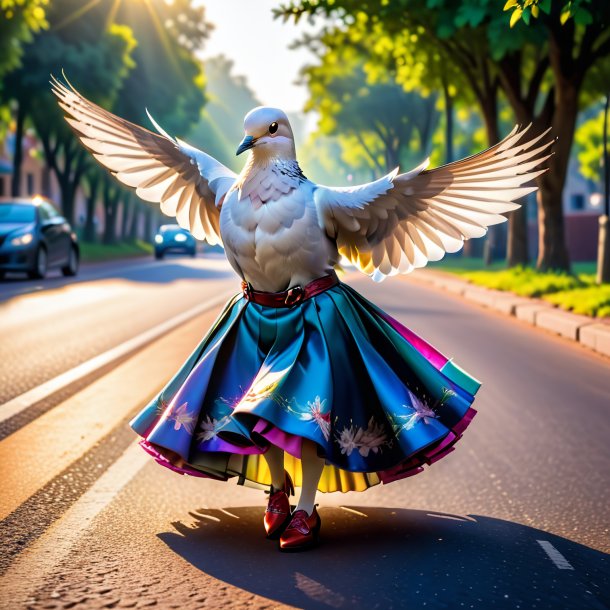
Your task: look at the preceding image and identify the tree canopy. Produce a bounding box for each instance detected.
[276,0,610,271]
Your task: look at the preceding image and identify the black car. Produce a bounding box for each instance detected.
[154,224,197,259]
[0,197,79,279]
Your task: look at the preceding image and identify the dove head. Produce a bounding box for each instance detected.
[236,106,296,160]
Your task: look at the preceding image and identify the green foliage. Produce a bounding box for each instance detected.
[504,0,593,27]
[575,101,607,183]
[113,0,209,138]
[463,266,586,297]
[544,284,610,317]
[296,29,439,174]
[79,239,153,263]
[445,264,609,316]
[0,0,47,80]
[188,56,261,171]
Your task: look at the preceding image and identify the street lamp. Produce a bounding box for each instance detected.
[597,93,610,285]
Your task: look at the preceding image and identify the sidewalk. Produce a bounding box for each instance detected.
[410,269,610,359]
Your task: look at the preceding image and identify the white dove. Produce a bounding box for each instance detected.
[52,78,554,528]
[52,78,552,292]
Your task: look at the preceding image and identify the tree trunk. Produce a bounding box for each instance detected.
[463,93,499,259]
[507,205,529,266]
[536,88,576,271]
[84,173,100,242]
[442,80,454,164]
[145,206,155,242]
[41,166,52,198]
[103,180,120,245]
[120,191,131,240]
[59,176,78,225]
[11,103,26,197]
[128,198,140,241]
[481,96,500,147]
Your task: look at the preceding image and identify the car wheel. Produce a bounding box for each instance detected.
[61,245,79,277]
[155,251,164,260]
[190,249,197,258]
[28,246,48,279]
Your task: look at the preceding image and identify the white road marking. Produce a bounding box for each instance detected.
[0,441,149,608]
[537,540,575,570]
[426,513,473,522]
[0,289,236,424]
[218,508,240,519]
[196,513,221,522]
[339,506,368,517]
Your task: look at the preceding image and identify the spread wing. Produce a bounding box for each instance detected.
[51,77,236,245]
[314,126,552,280]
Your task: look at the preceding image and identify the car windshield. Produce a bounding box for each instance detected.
[159,225,181,233]
[0,204,36,223]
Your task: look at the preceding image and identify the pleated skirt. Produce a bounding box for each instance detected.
[130,282,480,492]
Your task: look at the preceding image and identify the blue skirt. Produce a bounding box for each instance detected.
[130,282,480,492]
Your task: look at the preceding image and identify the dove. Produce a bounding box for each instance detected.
[52,76,551,551]
[51,78,551,292]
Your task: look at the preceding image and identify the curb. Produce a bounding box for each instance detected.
[410,270,610,359]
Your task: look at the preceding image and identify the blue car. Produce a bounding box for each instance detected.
[0,197,79,279]
[154,224,197,259]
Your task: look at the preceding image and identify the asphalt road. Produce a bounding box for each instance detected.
[0,256,608,610]
[0,254,239,403]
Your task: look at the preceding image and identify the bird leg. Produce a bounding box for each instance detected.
[295,438,324,514]
[263,443,286,492]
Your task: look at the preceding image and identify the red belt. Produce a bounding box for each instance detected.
[241,273,339,308]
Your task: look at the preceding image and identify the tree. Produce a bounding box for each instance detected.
[277,3,523,263]
[277,0,610,271]
[0,0,47,82]
[98,0,211,243]
[575,103,606,185]
[188,55,262,171]
[293,30,439,179]
[3,0,135,217]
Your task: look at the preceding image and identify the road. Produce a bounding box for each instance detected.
[0,254,608,610]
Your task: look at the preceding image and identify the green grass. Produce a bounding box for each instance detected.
[429,256,507,273]
[544,285,610,318]
[79,240,153,263]
[434,259,609,318]
[462,267,587,298]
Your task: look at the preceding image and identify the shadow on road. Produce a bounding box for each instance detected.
[159,506,608,610]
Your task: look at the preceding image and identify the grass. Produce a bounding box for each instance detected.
[79,240,153,263]
[431,258,609,318]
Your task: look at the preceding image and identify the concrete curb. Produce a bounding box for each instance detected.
[410,270,609,359]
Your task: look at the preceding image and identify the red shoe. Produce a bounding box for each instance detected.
[264,471,295,539]
[279,507,321,552]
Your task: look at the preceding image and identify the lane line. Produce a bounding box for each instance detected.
[339,506,368,517]
[426,513,473,522]
[0,288,237,425]
[0,441,149,608]
[0,302,228,521]
[537,540,575,570]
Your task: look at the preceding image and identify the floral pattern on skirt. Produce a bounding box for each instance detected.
[130,282,480,493]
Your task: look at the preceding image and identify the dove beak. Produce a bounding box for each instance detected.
[236,135,256,156]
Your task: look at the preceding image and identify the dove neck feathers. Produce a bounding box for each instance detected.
[234,152,307,207]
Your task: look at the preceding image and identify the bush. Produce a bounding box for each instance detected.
[462,266,586,297]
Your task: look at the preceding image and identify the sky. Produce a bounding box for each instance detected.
[196,0,322,113]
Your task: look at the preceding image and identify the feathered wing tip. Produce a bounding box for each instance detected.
[50,74,235,246]
[146,109,176,144]
[317,124,554,281]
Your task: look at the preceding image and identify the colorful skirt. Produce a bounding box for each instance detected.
[130,282,480,493]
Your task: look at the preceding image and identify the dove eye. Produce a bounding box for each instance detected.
[269,122,278,134]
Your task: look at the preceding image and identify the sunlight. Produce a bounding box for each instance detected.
[138,0,186,81]
[53,0,105,31]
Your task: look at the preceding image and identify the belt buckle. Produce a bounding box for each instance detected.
[284,285,304,306]
[242,281,252,300]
